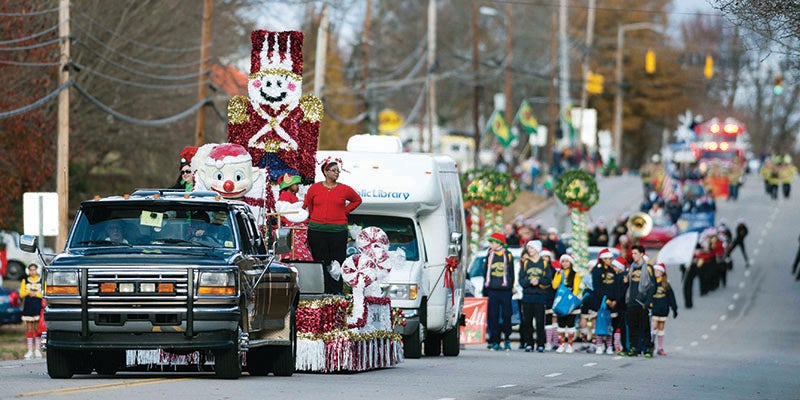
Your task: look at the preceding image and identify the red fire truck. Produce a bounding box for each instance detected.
[691,118,748,198]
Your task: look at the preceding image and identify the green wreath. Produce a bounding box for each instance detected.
[555,169,599,210]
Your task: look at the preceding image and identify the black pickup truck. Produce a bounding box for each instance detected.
[21,190,299,379]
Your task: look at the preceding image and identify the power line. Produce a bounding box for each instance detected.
[0,59,59,66]
[0,6,59,17]
[72,40,205,81]
[73,83,211,126]
[70,61,201,89]
[0,37,63,51]
[72,22,207,69]
[0,79,73,119]
[0,24,59,45]
[71,9,206,53]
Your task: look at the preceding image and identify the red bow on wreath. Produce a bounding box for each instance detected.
[444,256,459,305]
[567,201,590,212]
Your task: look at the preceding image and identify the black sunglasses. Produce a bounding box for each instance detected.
[181,170,192,174]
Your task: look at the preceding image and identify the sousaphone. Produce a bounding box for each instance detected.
[626,212,653,238]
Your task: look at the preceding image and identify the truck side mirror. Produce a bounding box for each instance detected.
[19,235,38,253]
[450,232,463,244]
[273,227,292,255]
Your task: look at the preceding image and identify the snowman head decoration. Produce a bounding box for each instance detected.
[197,143,262,199]
[248,31,304,111]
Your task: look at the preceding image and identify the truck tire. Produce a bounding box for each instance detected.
[214,346,241,379]
[442,328,460,357]
[403,325,422,359]
[424,332,442,357]
[94,350,125,375]
[244,347,271,376]
[271,308,296,377]
[46,348,74,379]
[5,261,24,281]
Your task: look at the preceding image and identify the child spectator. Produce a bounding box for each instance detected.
[650,263,678,356]
[482,232,515,351]
[552,254,582,353]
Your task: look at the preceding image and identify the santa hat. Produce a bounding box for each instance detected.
[598,248,614,259]
[540,248,553,258]
[526,240,542,252]
[250,30,304,78]
[552,260,562,271]
[179,146,198,168]
[278,173,302,190]
[206,143,252,168]
[612,256,628,271]
[559,254,574,265]
[488,232,506,246]
[547,227,558,235]
[654,263,666,273]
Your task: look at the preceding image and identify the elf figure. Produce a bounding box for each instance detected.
[227,30,323,184]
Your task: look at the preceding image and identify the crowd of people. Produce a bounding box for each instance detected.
[480,231,678,358]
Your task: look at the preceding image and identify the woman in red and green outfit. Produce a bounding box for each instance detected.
[303,160,362,293]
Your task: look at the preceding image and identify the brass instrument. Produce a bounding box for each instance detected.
[626,212,653,238]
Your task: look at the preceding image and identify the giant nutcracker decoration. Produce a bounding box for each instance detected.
[227,30,323,188]
[554,169,600,276]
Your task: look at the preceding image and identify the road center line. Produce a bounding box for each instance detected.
[720,314,727,321]
[733,293,740,300]
[701,334,709,340]
[497,384,517,388]
[710,324,718,330]
[17,378,192,397]
[544,372,563,378]
[583,362,597,367]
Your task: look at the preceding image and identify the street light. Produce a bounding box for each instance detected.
[612,22,659,165]
[471,5,511,169]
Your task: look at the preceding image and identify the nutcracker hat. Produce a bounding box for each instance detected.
[598,248,614,259]
[278,173,301,190]
[206,143,252,168]
[250,30,304,79]
[488,232,506,246]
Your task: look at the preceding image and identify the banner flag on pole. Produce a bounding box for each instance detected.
[487,110,514,147]
[516,100,539,135]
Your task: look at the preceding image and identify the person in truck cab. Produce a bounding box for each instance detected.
[104,221,130,244]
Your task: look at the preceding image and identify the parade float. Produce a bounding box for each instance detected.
[128,30,403,373]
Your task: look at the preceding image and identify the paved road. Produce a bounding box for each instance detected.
[1,174,799,400]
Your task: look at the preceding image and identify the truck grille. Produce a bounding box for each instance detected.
[87,268,189,303]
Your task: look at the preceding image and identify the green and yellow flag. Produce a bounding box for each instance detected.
[487,110,514,147]
[516,100,538,135]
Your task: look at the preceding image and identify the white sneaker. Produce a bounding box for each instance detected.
[595,345,604,354]
[606,346,615,355]
[34,350,43,359]
[565,344,574,354]
[24,351,33,360]
[556,344,566,353]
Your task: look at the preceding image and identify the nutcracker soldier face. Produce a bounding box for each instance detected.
[248,31,304,110]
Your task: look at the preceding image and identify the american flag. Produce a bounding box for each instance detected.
[661,173,676,200]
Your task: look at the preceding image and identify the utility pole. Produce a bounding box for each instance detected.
[579,0,596,149]
[426,0,437,153]
[472,3,481,169]
[547,7,557,167]
[558,0,570,148]
[194,0,212,146]
[56,0,70,251]
[503,3,513,129]
[362,0,371,133]
[313,4,329,98]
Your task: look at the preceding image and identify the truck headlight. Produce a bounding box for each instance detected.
[46,271,79,295]
[198,271,236,296]
[386,284,418,300]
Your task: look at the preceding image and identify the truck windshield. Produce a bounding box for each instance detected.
[348,215,419,261]
[70,203,236,249]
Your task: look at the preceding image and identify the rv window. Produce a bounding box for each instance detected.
[347,215,419,261]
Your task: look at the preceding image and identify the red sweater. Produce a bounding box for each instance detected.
[303,182,362,225]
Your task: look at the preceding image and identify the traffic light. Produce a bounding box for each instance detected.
[774,75,784,96]
[704,55,714,79]
[585,71,604,94]
[645,49,656,74]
